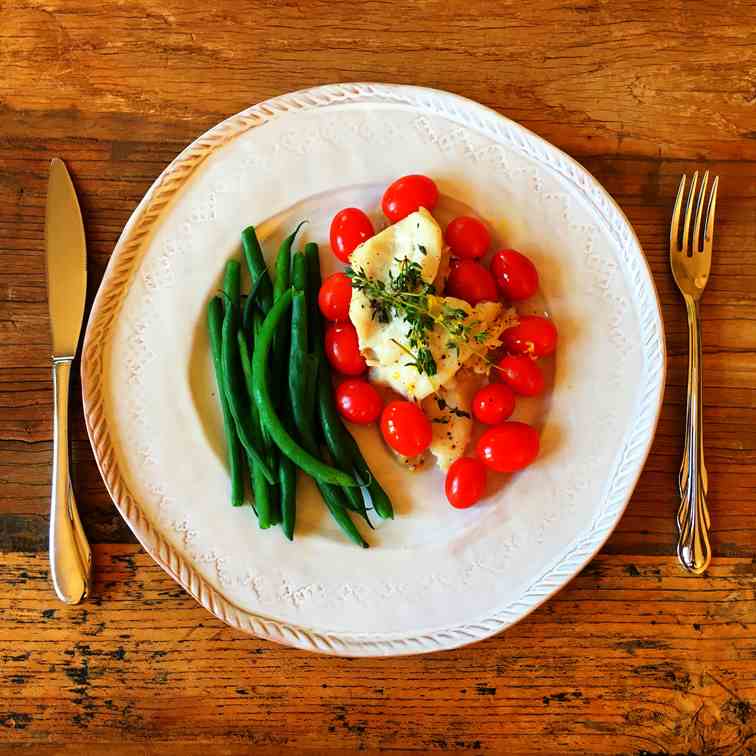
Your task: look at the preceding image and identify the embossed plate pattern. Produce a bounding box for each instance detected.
[81,84,665,656]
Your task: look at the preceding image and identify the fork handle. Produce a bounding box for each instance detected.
[50,358,91,604]
[677,297,711,574]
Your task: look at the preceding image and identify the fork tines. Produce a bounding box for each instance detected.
[670,171,719,256]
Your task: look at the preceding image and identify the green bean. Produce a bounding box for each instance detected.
[253,316,280,484]
[241,226,273,315]
[294,350,320,434]
[275,222,306,300]
[318,480,368,548]
[241,269,270,334]
[243,453,258,516]
[288,284,314,436]
[304,242,323,352]
[316,375,371,521]
[291,250,318,414]
[252,289,359,488]
[242,294,255,336]
[237,330,274,529]
[237,330,258,422]
[289,256,321,438]
[223,259,241,310]
[207,297,245,507]
[253,311,282,526]
[271,222,305,409]
[342,431,394,520]
[310,337,369,519]
[305,242,394,520]
[277,408,298,541]
[220,261,275,484]
[291,251,308,299]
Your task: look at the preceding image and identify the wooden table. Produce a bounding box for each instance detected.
[2,2,755,753]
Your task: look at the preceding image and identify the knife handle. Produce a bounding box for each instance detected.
[50,358,91,604]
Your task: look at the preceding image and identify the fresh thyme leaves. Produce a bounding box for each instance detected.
[391,338,436,377]
[391,258,429,293]
[347,258,489,377]
[418,244,427,256]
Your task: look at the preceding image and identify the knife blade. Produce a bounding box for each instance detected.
[45,158,87,358]
[44,158,91,604]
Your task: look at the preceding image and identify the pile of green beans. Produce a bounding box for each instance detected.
[207,223,394,546]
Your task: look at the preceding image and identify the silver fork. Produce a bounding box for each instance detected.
[670,170,718,574]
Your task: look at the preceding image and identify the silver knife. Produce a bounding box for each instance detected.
[44,158,92,604]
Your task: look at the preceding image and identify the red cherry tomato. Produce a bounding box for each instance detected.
[445,457,487,509]
[381,175,439,223]
[490,249,539,301]
[471,383,516,425]
[324,322,367,376]
[318,272,353,321]
[380,400,432,457]
[502,316,557,357]
[476,422,540,473]
[496,354,545,397]
[335,378,383,425]
[330,208,374,263]
[445,259,498,305]
[444,216,491,259]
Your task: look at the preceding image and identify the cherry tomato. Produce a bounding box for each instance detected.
[476,422,540,473]
[502,316,557,357]
[324,322,367,376]
[381,175,439,222]
[490,249,539,301]
[335,378,383,425]
[318,272,353,321]
[445,259,498,305]
[472,383,516,425]
[445,457,487,509]
[444,216,491,259]
[330,208,374,263]
[496,354,545,397]
[380,400,432,457]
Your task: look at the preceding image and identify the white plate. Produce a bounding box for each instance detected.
[82,83,665,656]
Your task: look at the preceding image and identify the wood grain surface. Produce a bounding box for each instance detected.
[1,0,755,752]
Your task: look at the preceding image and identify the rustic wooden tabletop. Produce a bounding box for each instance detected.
[2,1,756,753]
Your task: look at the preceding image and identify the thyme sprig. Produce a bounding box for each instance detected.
[347,258,490,377]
